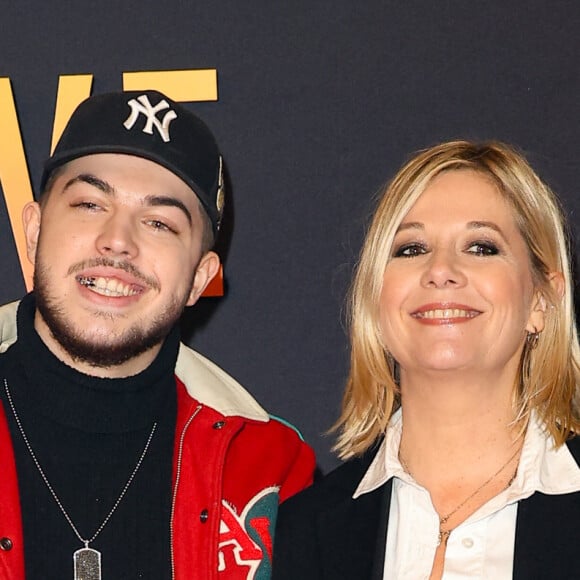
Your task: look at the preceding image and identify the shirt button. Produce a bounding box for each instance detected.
[462,537,474,549]
[200,509,209,523]
[213,421,226,430]
[0,537,13,551]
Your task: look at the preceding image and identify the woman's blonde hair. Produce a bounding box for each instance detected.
[334,140,580,459]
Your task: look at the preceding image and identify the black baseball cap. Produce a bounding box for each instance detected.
[41,90,224,234]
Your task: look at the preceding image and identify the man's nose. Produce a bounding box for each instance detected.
[96,214,139,258]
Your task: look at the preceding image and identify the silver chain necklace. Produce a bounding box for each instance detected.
[399,443,521,546]
[3,378,157,580]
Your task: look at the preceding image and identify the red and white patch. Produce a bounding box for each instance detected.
[218,487,279,579]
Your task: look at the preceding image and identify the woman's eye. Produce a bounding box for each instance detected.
[466,242,499,256]
[393,243,427,258]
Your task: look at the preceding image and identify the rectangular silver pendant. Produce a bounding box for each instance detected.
[73,547,101,580]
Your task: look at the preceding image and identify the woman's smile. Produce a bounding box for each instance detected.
[410,302,482,323]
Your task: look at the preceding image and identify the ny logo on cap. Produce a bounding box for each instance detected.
[124,94,177,142]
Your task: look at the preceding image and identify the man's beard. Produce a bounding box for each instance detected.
[33,260,187,369]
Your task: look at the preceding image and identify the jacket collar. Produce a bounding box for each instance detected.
[0,300,268,423]
[0,301,18,354]
[175,343,268,421]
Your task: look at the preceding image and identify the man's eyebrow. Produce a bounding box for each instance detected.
[63,173,114,194]
[145,195,192,225]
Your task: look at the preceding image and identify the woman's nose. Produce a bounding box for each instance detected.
[420,249,467,288]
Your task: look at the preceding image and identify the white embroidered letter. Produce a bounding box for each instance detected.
[124,95,177,142]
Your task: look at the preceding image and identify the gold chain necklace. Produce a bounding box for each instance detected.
[4,378,157,580]
[399,443,521,546]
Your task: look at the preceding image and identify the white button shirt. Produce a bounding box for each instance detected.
[353,410,580,579]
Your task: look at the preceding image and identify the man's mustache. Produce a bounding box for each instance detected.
[67,257,160,291]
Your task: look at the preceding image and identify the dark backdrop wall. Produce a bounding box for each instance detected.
[1,1,579,473]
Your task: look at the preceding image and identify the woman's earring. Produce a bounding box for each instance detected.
[526,328,540,350]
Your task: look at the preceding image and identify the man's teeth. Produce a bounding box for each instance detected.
[78,276,139,297]
[417,308,477,319]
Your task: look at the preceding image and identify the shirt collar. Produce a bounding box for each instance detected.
[353,408,404,498]
[353,408,580,500]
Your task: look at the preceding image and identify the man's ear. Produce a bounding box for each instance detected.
[22,201,41,265]
[186,251,221,306]
[526,272,565,334]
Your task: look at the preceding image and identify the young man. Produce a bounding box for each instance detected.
[0,90,315,579]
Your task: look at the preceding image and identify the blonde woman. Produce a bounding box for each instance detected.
[273,141,580,579]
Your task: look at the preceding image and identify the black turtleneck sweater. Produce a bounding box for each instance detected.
[0,293,177,579]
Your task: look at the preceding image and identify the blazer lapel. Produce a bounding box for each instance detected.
[513,489,580,579]
[316,480,392,580]
[513,437,580,579]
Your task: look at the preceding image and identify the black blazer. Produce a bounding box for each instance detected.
[273,438,580,580]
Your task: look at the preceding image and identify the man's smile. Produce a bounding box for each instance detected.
[76,275,144,297]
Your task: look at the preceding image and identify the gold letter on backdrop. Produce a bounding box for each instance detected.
[0,77,36,289]
[123,69,218,102]
[0,69,222,295]
[51,75,94,153]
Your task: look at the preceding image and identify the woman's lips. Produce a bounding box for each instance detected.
[411,304,481,322]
